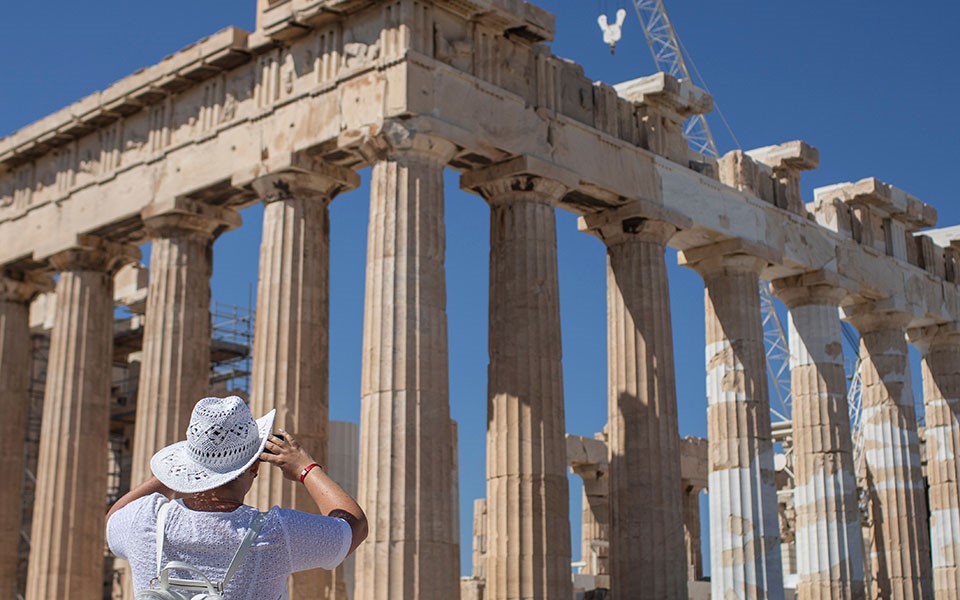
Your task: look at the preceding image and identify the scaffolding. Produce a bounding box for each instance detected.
[210,301,255,395]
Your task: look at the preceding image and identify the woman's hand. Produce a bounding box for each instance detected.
[260,429,317,481]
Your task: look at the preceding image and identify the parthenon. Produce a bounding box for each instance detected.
[1,0,958,599]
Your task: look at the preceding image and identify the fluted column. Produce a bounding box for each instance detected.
[0,271,50,598]
[25,237,137,600]
[911,324,960,598]
[250,163,359,600]
[355,129,459,600]
[582,213,687,599]
[772,275,864,599]
[130,198,240,485]
[461,157,573,600]
[249,164,358,600]
[846,308,931,598]
[680,247,784,599]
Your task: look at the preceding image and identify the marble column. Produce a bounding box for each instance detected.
[772,276,864,600]
[354,131,459,600]
[461,158,573,600]
[579,485,609,577]
[130,198,240,485]
[568,445,609,579]
[910,325,960,599]
[25,237,137,600]
[846,308,931,599]
[583,214,687,599]
[680,247,784,599]
[249,163,358,599]
[683,484,704,582]
[0,271,49,599]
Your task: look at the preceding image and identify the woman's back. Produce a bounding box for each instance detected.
[108,493,351,600]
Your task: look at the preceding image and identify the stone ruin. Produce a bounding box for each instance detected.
[1,0,958,598]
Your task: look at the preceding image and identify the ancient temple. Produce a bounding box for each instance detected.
[1,0,958,599]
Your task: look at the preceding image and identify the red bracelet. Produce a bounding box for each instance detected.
[299,463,321,483]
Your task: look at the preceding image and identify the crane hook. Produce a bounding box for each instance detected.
[598,8,626,55]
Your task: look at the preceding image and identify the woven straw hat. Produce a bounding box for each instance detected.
[151,396,276,494]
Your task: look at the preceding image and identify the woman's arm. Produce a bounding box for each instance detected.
[260,430,369,555]
[105,476,173,523]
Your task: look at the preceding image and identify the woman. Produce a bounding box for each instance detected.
[106,396,368,599]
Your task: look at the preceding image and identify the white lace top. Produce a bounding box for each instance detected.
[107,493,351,599]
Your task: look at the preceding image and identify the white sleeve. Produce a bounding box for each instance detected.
[106,493,166,559]
[275,508,353,572]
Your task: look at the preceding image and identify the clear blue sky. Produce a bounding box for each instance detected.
[3,0,959,579]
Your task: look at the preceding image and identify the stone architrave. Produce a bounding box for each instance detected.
[354,124,459,600]
[909,325,960,598]
[581,208,689,599]
[248,162,359,600]
[772,275,865,599]
[0,271,50,598]
[130,198,241,486]
[679,244,784,599]
[846,308,932,599]
[461,156,575,600]
[25,237,137,600]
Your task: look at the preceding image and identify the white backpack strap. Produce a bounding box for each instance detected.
[154,501,174,578]
[219,511,268,589]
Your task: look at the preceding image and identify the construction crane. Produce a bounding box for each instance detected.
[620,0,796,422]
[621,0,878,500]
[629,0,718,158]
[617,0,872,532]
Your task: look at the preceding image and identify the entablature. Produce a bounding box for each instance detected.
[0,0,956,331]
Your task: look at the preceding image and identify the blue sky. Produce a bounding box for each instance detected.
[3,0,959,579]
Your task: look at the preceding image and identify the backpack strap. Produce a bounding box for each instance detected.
[154,501,174,579]
[220,511,268,589]
[153,502,267,593]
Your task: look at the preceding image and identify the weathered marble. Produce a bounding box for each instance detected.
[846,309,932,599]
[25,238,137,600]
[909,325,960,599]
[584,215,687,599]
[680,247,784,600]
[462,158,573,600]
[773,276,865,600]
[355,129,459,600]
[249,163,357,600]
[0,272,49,598]
[130,199,240,485]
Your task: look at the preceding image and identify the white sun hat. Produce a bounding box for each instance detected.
[151,396,276,494]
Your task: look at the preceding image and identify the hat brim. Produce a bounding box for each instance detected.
[150,409,276,494]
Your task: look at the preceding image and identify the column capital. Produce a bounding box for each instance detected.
[349,119,458,165]
[843,301,913,333]
[746,140,820,173]
[678,238,777,278]
[38,235,140,275]
[141,197,242,240]
[578,201,690,247]
[770,271,848,308]
[0,268,53,303]
[460,155,578,206]
[907,322,960,354]
[251,162,360,205]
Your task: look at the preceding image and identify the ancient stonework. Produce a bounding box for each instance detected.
[1,1,955,598]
